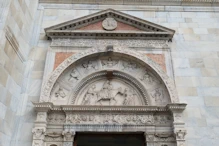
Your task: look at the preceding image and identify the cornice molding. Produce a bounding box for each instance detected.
[33,102,186,112]
[39,0,219,7]
[45,9,175,40]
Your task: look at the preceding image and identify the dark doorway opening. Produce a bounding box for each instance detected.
[74,132,145,146]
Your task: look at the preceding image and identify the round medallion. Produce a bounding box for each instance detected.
[102,17,117,31]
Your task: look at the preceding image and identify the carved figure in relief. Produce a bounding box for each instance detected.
[140,70,154,84]
[123,88,135,106]
[151,89,163,102]
[82,85,97,105]
[82,60,97,70]
[122,61,138,71]
[96,80,122,104]
[101,57,118,67]
[55,88,66,99]
[81,80,138,105]
[68,69,79,82]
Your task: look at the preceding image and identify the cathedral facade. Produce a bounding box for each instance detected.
[0,0,219,146]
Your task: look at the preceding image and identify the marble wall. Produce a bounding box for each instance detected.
[36,6,219,146]
[0,0,39,146]
[1,2,219,146]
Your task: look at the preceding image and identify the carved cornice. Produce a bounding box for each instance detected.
[33,102,186,112]
[39,0,219,7]
[45,9,174,40]
[167,103,187,112]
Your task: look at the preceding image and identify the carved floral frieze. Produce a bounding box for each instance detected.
[51,39,169,49]
[66,113,156,125]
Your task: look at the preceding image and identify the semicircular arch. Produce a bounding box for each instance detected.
[40,47,179,104]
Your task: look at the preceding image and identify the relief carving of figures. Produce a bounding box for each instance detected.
[82,85,97,105]
[101,57,118,67]
[140,70,154,84]
[122,60,139,71]
[32,127,46,140]
[55,88,66,98]
[123,88,136,106]
[47,113,66,124]
[151,88,164,103]
[82,60,97,70]
[68,69,79,82]
[66,113,154,125]
[96,80,122,104]
[53,84,67,99]
[81,80,137,106]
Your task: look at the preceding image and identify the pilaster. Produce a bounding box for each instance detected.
[167,103,187,146]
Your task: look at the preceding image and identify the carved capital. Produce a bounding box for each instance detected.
[174,129,186,140]
[32,127,46,140]
[62,130,75,141]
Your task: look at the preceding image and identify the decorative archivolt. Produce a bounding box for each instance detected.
[40,46,179,105]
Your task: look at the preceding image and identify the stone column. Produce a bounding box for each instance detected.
[62,130,75,146]
[167,103,187,146]
[32,112,47,146]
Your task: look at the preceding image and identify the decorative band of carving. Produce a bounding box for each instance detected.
[40,46,179,103]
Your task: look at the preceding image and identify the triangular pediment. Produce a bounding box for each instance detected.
[45,9,175,40]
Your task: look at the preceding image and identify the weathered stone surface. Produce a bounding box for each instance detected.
[1,3,219,146]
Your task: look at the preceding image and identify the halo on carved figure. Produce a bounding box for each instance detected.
[40,47,179,104]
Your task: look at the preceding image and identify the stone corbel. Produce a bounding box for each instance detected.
[62,129,76,146]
